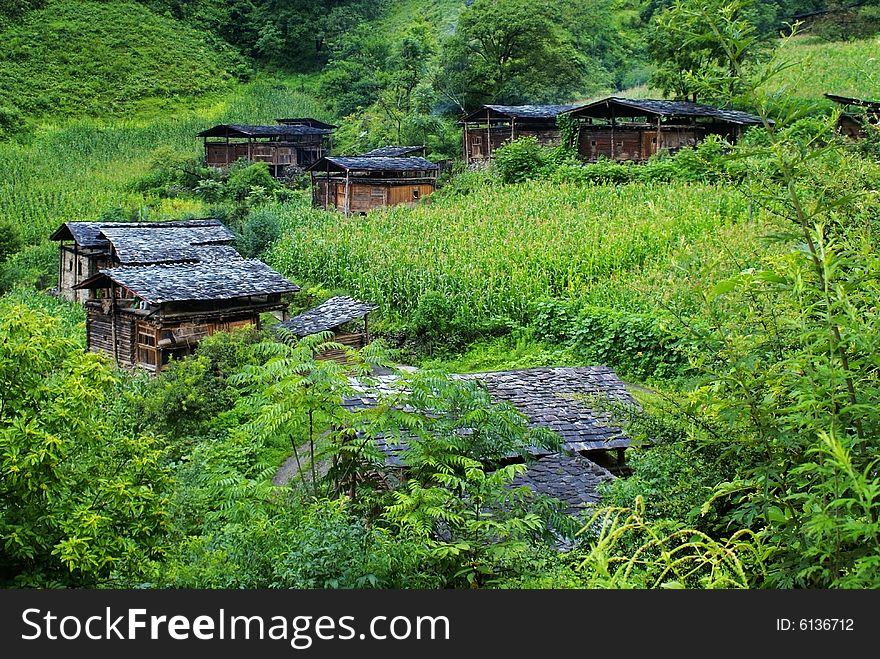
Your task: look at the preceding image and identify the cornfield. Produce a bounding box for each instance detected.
[269,180,755,326]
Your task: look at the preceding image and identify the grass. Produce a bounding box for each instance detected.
[768,35,880,105]
[0,0,249,121]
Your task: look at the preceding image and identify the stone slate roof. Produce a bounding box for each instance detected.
[275,118,338,129]
[343,367,636,454]
[309,156,439,173]
[460,104,580,122]
[824,93,880,112]
[75,259,300,304]
[511,453,615,516]
[98,224,235,264]
[458,367,636,452]
[197,124,332,138]
[360,146,426,157]
[566,97,766,125]
[277,296,378,338]
[49,219,232,252]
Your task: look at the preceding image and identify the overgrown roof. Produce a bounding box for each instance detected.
[344,366,636,454]
[565,97,766,125]
[359,146,426,158]
[460,104,581,123]
[74,259,300,304]
[197,124,333,138]
[510,453,615,516]
[308,156,439,174]
[458,367,636,452]
[277,296,378,338]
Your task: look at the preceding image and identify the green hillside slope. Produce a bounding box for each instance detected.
[0,0,249,121]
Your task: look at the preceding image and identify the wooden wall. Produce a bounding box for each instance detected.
[576,125,703,162]
[464,125,563,164]
[313,179,434,212]
[205,138,325,171]
[86,306,259,373]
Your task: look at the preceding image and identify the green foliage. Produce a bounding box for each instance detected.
[0,299,171,586]
[236,207,281,258]
[0,0,249,121]
[0,218,22,262]
[647,0,772,102]
[493,137,548,184]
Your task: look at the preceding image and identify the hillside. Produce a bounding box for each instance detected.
[0,0,249,122]
[772,34,880,104]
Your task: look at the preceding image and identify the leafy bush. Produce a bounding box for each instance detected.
[493,136,548,183]
[236,207,281,258]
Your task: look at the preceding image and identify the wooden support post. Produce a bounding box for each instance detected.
[364,313,370,345]
[110,282,118,366]
[610,105,616,161]
[343,170,351,216]
[655,116,661,157]
[486,109,492,161]
[57,242,63,298]
[463,123,469,165]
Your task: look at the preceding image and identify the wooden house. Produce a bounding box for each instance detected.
[825,93,880,139]
[458,104,578,166]
[73,257,300,373]
[276,295,378,361]
[49,219,235,303]
[562,97,765,162]
[308,156,438,214]
[198,121,334,178]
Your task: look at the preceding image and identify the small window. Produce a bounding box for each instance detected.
[591,140,597,147]
[77,261,82,275]
[652,137,657,144]
[473,136,482,145]
[137,330,156,347]
[68,258,74,272]
[370,187,385,198]
[412,188,421,200]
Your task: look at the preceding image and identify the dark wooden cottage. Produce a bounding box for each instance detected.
[308,156,438,214]
[198,121,334,177]
[458,104,579,166]
[73,258,299,373]
[825,93,880,139]
[49,219,235,303]
[562,97,765,162]
[276,295,378,361]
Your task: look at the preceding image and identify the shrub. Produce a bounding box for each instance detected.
[493,136,547,183]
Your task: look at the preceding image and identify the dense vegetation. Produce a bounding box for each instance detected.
[1,0,879,590]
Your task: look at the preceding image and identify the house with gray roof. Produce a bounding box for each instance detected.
[458,104,581,166]
[308,155,439,214]
[562,96,767,162]
[49,219,236,303]
[198,119,334,178]
[51,218,299,374]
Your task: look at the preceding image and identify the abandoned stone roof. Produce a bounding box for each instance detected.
[197,124,332,138]
[75,259,300,304]
[344,366,636,454]
[458,367,636,452]
[566,97,766,125]
[460,104,580,122]
[48,219,232,251]
[277,296,378,338]
[359,146,426,157]
[511,453,615,516]
[309,156,439,173]
[98,224,235,264]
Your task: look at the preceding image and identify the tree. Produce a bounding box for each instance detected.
[0,300,171,586]
[436,0,589,111]
[647,0,773,102]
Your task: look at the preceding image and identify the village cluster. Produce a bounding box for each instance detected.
[49,92,877,510]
